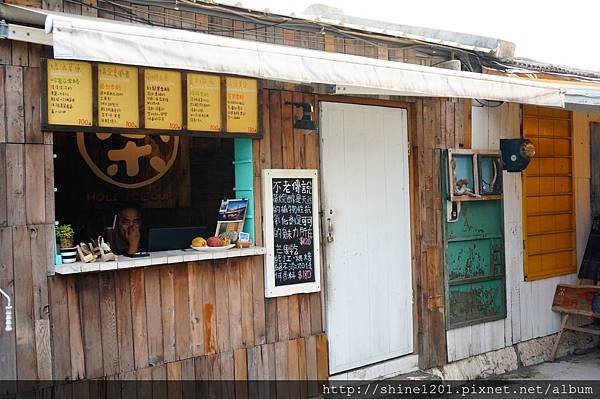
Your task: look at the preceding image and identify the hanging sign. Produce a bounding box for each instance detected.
[226,77,258,134]
[98,64,139,128]
[46,59,93,127]
[144,69,183,130]
[263,169,321,297]
[42,59,261,138]
[187,73,221,132]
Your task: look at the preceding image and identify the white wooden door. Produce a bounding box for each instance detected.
[320,102,413,374]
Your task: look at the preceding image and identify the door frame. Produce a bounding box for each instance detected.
[316,95,420,374]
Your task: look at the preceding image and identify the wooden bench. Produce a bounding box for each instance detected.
[550,283,600,361]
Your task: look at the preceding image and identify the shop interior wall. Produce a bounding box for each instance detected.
[447,104,594,363]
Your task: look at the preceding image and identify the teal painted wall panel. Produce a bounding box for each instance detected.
[233,138,255,242]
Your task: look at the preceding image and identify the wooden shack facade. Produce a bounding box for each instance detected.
[0,0,595,394]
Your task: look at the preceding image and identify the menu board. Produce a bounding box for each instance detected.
[98,64,139,128]
[46,59,93,126]
[226,77,258,133]
[144,69,182,130]
[187,73,221,131]
[263,169,320,297]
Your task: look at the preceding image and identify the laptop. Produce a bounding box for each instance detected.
[147,226,207,252]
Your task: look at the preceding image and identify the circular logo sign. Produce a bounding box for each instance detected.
[77,133,179,189]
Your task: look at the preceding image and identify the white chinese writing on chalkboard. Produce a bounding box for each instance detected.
[272,178,315,286]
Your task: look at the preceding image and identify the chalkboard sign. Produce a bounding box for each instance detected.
[263,169,321,297]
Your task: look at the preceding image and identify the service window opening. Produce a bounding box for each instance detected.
[53,132,235,259]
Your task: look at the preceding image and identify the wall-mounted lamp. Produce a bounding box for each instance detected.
[0,288,12,332]
[286,102,317,132]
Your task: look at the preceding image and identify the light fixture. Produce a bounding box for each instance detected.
[286,102,317,132]
[0,288,12,332]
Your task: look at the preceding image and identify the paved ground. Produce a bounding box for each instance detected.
[496,349,600,380]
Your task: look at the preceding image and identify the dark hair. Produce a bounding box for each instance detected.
[116,203,143,218]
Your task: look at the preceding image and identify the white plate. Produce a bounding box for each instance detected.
[190,244,235,252]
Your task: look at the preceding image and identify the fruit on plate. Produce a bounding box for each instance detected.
[207,236,224,247]
[218,233,232,246]
[220,231,239,244]
[191,237,206,247]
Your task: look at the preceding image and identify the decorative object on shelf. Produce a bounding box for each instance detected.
[76,242,97,263]
[55,224,75,249]
[237,232,252,248]
[97,236,117,262]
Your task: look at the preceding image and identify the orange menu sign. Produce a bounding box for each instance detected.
[225,77,258,133]
[46,59,93,126]
[98,64,139,128]
[144,69,182,130]
[187,73,221,131]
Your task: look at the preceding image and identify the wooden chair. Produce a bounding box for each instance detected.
[550,283,600,361]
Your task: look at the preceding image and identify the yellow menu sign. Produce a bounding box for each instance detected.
[187,73,221,132]
[144,69,182,130]
[226,77,258,133]
[98,64,139,128]
[46,59,93,126]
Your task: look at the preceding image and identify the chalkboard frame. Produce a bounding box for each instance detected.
[262,169,321,298]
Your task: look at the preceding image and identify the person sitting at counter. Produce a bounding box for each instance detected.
[114,204,145,256]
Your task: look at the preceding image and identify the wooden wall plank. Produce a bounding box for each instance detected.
[251,256,266,345]
[160,265,176,363]
[276,297,289,342]
[24,67,42,143]
[0,67,6,143]
[268,91,282,168]
[44,144,55,225]
[201,262,216,355]
[66,277,85,379]
[48,276,70,381]
[274,341,288,399]
[166,361,182,399]
[79,275,103,379]
[315,333,328,382]
[281,91,294,168]
[5,66,24,143]
[288,295,300,340]
[298,295,311,338]
[11,42,28,67]
[130,269,149,369]
[6,144,25,226]
[151,364,167,399]
[12,225,37,380]
[188,262,204,357]
[180,358,195,398]
[144,267,164,366]
[0,227,16,381]
[287,339,300,399]
[174,264,191,359]
[0,145,5,226]
[220,351,235,398]
[234,348,248,399]
[215,259,231,353]
[292,91,306,168]
[35,319,52,380]
[239,257,255,347]
[297,338,308,399]
[227,259,243,350]
[99,272,119,377]
[246,346,260,399]
[115,270,134,373]
[25,144,45,224]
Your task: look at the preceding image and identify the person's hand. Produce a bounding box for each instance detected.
[127,224,141,254]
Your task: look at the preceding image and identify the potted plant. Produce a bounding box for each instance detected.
[55,224,77,264]
[55,224,75,249]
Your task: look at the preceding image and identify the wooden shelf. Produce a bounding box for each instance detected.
[55,246,267,275]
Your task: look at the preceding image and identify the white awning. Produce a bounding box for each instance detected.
[1,5,566,107]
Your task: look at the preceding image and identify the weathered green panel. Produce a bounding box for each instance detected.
[446,200,503,240]
[442,150,507,330]
[447,279,506,328]
[447,238,504,281]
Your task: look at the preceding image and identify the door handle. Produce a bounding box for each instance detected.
[326,209,334,243]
